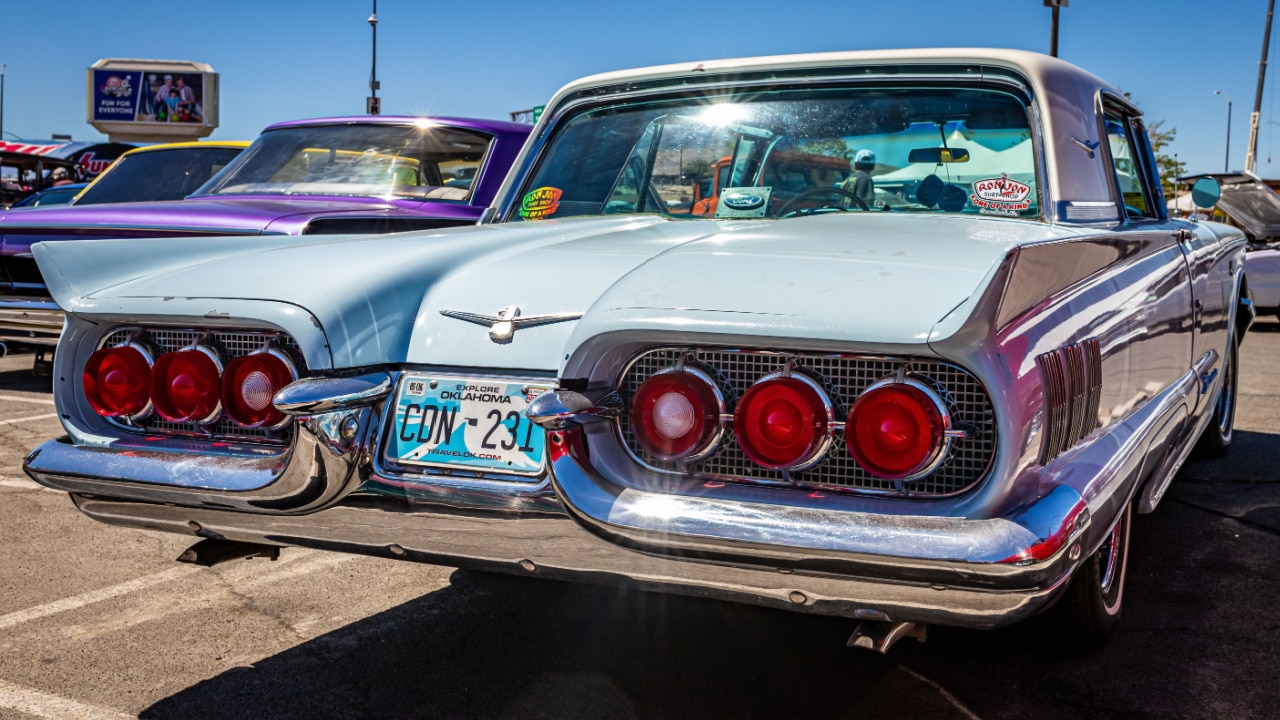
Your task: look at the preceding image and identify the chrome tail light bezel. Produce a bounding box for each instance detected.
[733,369,835,472]
[845,376,961,483]
[221,347,299,431]
[150,343,227,426]
[82,340,160,422]
[630,364,729,464]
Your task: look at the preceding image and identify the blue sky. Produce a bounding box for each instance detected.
[0,0,1275,177]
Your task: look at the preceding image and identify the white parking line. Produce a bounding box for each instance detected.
[0,548,329,633]
[61,553,360,641]
[0,678,134,720]
[0,477,56,492]
[0,412,58,426]
[0,394,55,406]
[0,566,196,632]
[898,666,982,720]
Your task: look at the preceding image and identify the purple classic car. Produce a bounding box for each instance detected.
[0,115,531,356]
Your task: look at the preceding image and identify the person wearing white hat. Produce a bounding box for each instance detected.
[841,148,877,209]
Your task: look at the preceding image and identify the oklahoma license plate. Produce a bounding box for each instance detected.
[384,375,552,477]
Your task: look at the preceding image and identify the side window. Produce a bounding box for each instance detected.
[1130,118,1168,218]
[1104,110,1156,220]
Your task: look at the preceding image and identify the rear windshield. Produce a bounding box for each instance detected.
[74,146,245,205]
[509,86,1038,221]
[193,124,494,202]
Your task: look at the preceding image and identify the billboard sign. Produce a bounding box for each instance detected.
[92,69,211,125]
[87,59,218,141]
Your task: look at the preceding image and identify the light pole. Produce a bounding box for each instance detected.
[1044,0,1068,58]
[367,1,380,115]
[1,64,6,144]
[1215,90,1232,172]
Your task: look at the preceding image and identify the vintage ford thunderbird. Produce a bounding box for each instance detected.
[25,50,1251,651]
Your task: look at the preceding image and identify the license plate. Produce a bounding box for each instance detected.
[384,375,552,477]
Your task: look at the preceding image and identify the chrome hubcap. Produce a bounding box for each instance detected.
[1217,345,1234,435]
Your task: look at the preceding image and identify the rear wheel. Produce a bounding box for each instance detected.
[1193,331,1239,458]
[1035,504,1131,652]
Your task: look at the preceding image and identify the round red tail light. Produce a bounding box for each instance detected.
[846,380,946,480]
[733,375,832,470]
[151,347,223,424]
[630,368,724,461]
[222,351,296,429]
[83,345,153,418]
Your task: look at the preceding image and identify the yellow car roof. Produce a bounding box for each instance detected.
[122,140,252,155]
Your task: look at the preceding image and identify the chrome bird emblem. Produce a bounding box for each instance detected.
[439,305,583,344]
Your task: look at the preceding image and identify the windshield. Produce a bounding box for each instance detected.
[195,124,494,201]
[74,146,245,205]
[10,186,82,208]
[510,86,1038,221]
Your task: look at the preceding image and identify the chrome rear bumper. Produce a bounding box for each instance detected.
[0,297,62,346]
[67,491,1074,629]
[25,400,1090,628]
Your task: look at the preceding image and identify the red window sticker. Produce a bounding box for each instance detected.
[969,175,1032,215]
[520,186,562,220]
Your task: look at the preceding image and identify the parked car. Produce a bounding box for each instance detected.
[25,50,1251,651]
[1179,172,1280,319]
[0,116,530,356]
[0,151,81,208]
[7,183,88,208]
[66,141,250,206]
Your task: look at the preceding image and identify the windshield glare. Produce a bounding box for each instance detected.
[511,87,1038,221]
[195,124,494,201]
[74,146,245,206]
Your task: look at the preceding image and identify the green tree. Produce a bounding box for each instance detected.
[797,138,854,161]
[1148,119,1186,197]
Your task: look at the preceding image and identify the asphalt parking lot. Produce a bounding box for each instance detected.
[0,324,1278,720]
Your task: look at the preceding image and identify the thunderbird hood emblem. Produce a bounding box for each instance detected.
[439,305,583,344]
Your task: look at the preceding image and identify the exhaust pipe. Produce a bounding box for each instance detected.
[177,538,280,567]
[847,620,927,654]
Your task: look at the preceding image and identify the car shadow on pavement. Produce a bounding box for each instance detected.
[140,569,1009,720]
[137,472,1280,720]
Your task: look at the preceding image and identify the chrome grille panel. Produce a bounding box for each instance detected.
[617,348,996,496]
[100,327,305,444]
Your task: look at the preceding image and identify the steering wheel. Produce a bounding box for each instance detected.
[772,186,870,217]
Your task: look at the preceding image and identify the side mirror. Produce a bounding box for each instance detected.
[1191,177,1221,209]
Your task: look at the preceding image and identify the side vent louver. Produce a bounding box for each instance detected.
[1037,338,1102,464]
